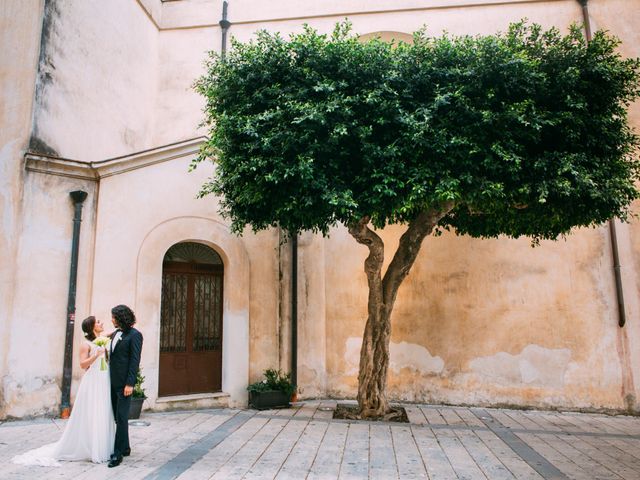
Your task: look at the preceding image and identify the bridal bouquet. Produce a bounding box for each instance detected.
[93,337,110,371]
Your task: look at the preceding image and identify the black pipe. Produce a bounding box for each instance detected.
[578,0,626,328]
[578,0,592,42]
[609,220,627,327]
[291,235,298,388]
[219,1,230,59]
[60,190,88,418]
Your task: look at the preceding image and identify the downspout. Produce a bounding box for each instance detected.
[579,0,626,328]
[609,220,627,328]
[291,235,298,389]
[60,190,88,418]
[219,1,230,59]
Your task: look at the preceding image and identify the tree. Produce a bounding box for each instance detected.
[193,22,640,418]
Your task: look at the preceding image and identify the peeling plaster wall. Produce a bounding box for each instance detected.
[243,227,282,385]
[2,0,158,417]
[0,0,45,419]
[593,0,640,411]
[5,170,97,418]
[29,0,158,160]
[296,233,328,397]
[325,224,632,410]
[3,0,640,417]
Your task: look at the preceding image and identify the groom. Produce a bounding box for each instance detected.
[108,304,143,468]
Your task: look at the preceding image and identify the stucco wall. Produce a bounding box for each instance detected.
[153,27,217,146]
[29,0,158,160]
[5,172,97,418]
[2,0,639,418]
[322,225,631,410]
[2,0,159,418]
[0,0,45,419]
[593,0,640,411]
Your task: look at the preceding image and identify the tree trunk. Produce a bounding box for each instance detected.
[357,304,392,417]
[348,216,388,417]
[348,202,455,418]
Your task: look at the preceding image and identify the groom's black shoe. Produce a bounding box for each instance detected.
[123,449,131,457]
[108,455,123,468]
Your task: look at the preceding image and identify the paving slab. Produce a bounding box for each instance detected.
[1,402,639,479]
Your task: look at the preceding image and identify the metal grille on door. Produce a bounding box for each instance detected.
[159,243,223,397]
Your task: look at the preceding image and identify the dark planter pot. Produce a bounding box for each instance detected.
[249,390,290,410]
[128,396,146,419]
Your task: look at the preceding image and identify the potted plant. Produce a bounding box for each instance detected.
[128,369,146,419]
[247,368,296,410]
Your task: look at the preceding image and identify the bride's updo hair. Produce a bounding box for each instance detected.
[82,316,97,342]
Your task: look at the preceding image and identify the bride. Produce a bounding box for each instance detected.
[12,316,116,466]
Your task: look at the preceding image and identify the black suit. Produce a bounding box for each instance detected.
[109,327,143,458]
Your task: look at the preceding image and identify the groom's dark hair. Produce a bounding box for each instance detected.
[111,304,136,333]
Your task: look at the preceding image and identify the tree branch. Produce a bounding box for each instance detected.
[382,201,455,309]
[348,216,385,313]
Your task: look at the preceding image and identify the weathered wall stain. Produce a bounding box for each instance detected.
[29,0,59,156]
[27,135,58,156]
[468,344,571,388]
[344,337,445,376]
[2,375,60,419]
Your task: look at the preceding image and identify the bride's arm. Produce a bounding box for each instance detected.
[79,342,103,370]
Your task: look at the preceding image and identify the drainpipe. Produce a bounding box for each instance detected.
[291,235,298,388]
[60,190,88,418]
[609,220,627,328]
[578,0,626,328]
[578,0,592,43]
[219,0,230,59]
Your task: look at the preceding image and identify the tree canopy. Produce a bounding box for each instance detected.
[194,22,640,242]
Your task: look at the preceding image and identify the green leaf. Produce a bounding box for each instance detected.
[194,21,640,241]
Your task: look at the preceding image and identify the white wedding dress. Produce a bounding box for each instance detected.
[12,341,116,466]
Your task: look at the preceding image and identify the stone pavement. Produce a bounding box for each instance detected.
[1,400,639,479]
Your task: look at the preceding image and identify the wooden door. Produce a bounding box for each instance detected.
[159,261,223,396]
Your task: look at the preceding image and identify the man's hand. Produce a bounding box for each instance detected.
[124,385,133,396]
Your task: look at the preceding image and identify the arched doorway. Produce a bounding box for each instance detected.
[159,242,223,396]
